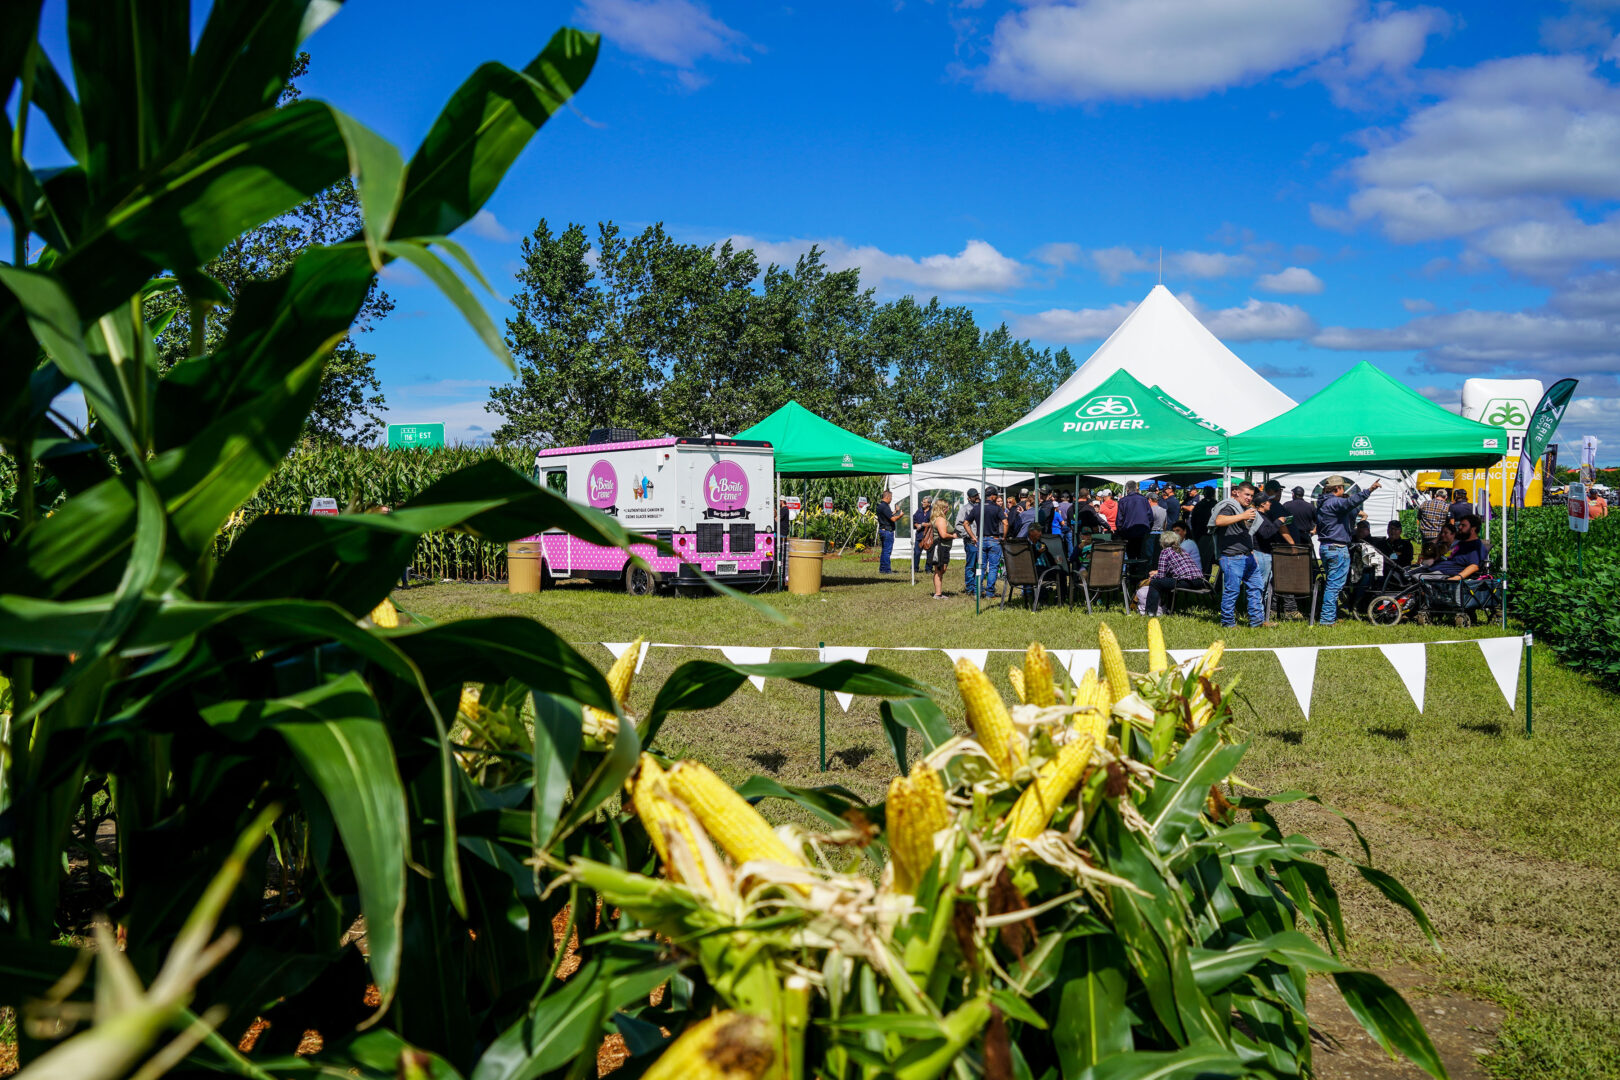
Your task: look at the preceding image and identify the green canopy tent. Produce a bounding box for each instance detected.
[983,369,1230,477]
[1225,361,1509,472]
[737,401,914,582]
[1227,361,1514,624]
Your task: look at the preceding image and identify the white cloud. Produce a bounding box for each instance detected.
[1180,293,1317,341]
[974,0,1360,102]
[727,236,1027,293]
[466,210,518,243]
[1255,266,1324,294]
[1031,241,1084,268]
[1401,297,1436,312]
[1313,6,1451,107]
[1312,307,1620,380]
[1549,269,1620,316]
[379,379,502,446]
[1011,293,1314,343]
[1086,246,1251,284]
[1009,301,1138,341]
[575,0,751,74]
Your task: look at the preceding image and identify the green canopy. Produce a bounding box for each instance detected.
[983,369,1229,476]
[737,400,912,478]
[1226,362,1510,472]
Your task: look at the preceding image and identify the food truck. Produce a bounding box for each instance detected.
[527,434,777,594]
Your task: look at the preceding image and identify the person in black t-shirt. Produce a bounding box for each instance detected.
[1190,486,1218,572]
[912,495,933,573]
[1371,520,1414,568]
[1281,486,1316,539]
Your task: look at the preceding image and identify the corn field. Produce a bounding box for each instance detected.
[220,444,536,580]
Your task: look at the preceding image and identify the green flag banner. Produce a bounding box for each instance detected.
[1513,378,1578,506]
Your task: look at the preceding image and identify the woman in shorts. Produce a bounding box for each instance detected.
[927,499,958,598]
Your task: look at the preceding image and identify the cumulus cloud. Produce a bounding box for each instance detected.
[575,0,752,80]
[1252,363,1314,378]
[1312,307,1620,379]
[727,235,1027,293]
[973,0,1361,102]
[1086,246,1251,284]
[1031,241,1084,269]
[1401,297,1436,312]
[1255,266,1324,294]
[467,210,518,243]
[1312,5,1451,107]
[1011,294,1314,343]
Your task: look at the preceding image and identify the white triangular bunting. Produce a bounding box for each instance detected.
[603,640,651,674]
[719,646,773,692]
[823,647,871,712]
[1273,647,1319,719]
[1477,637,1523,711]
[1066,649,1100,683]
[1046,649,1074,680]
[1168,648,1204,671]
[1379,643,1426,713]
[942,649,989,673]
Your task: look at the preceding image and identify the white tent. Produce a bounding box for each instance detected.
[890,285,1402,526]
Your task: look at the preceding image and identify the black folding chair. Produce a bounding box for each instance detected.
[1077,542,1126,614]
[999,540,1065,611]
[1268,544,1318,625]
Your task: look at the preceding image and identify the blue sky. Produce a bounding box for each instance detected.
[20,0,1620,463]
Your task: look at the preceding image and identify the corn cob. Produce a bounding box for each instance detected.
[368,598,400,628]
[585,637,644,736]
[955,659,1026,778]
[666,761,807,873]
[1098,623,1130,704]
[630,755,711,888]
[886,763,951,894]
[1073,667,1099,712]
[1024,642,1056,707]
[1005,738,1095,842]
[1147,618,1167,674]
[1198,640,1224,678]
[642,1011,775,1080]
[1007,666,1027,704]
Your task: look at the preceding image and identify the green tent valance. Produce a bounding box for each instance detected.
[1226,362,1509,472]
[983,369,1229,476]
[737,401,913,478]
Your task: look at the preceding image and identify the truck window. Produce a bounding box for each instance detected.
[545,469,567,495]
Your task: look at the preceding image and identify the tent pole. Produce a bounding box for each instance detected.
[774,471,782,591]
[909,470,916,587]
[1500,451,1509,628]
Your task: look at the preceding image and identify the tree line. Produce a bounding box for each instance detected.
[486,220,1072,461]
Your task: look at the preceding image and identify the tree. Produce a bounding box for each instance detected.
[145,55,391,445]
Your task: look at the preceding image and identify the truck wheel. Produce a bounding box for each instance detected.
[624,564,656,596]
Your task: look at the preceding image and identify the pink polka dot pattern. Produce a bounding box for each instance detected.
[534,437,680,458]
[520,532,774,575]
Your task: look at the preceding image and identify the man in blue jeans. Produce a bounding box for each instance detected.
[959,489,980,591]
[1317,475,1379,625]
[970,488,1006,597]
[1211,481,1269,628]
[912,494,932,573]
[875,490,898,573]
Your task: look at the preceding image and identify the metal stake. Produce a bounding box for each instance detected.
[1524,632,1533,737]
[818,640,827,771]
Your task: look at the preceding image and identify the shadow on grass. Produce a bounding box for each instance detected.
[830,744,876,770]
[747,750,788,774]
[1460,721,1504,736]
[1265,729,1305,746]
[1369,726,1409,741]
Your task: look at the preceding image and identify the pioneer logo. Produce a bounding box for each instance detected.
[1349,435,1375,457]
[1064,394,1146,433]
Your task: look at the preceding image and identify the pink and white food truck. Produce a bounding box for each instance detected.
[526,435,777,594]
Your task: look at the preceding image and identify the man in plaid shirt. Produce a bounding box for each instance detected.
[1143,530,1205,616]
[1417,488,1450,543]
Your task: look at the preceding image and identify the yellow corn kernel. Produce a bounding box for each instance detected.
[368,598,400,628]
[1098,623,1130,704]
[1147,618,1167,674]
[585,637,644,736]
[666,761,807,873]
[887,762,951,894]
[955,659,1025,778]
[1007,666,1027,705]
[642,1011,775,1080]
[631,756,711,888]
[1024,643,1056,708]
[1198,640,1224,678]
[1005,739,1095,842]
[1074,667,1099,712]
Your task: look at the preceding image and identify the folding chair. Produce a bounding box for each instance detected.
[1077,542,1126,615]
[1165,574,1215,614]
[998,540,1065,612]
[1268,544,1318,625]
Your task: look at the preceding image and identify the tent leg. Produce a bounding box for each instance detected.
[910,471,916,587]
[976,465,986,616]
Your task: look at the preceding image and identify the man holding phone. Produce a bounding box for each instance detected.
[1212,481,1267,628]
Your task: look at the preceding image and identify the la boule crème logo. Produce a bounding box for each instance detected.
[1063,394,1146,433]
[1349,434,1374,457]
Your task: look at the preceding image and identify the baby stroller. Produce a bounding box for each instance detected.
[1368,565,1501,627]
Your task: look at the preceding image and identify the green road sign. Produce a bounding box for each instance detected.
[387,423,444,450]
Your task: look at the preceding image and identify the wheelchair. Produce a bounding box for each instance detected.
[1367,565,1501,627]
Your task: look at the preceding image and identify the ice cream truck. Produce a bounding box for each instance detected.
[526,435,777,594]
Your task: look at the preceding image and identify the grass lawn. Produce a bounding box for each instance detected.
[398,552,1620,1080]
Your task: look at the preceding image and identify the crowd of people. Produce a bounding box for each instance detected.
[864,477,1497,625]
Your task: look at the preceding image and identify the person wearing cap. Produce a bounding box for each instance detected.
[911,494,933,573]
[1097,488,1118,531]
[970,487,1007,596]
[1158,486,1182,530]
[1318,475,1380,626]
[875,490,899,573]
[1115,480,1154,559]
[1211,481,1267,628]
[958,489,980,589]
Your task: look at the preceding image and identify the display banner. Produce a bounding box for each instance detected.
[1513,379,1578,507]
